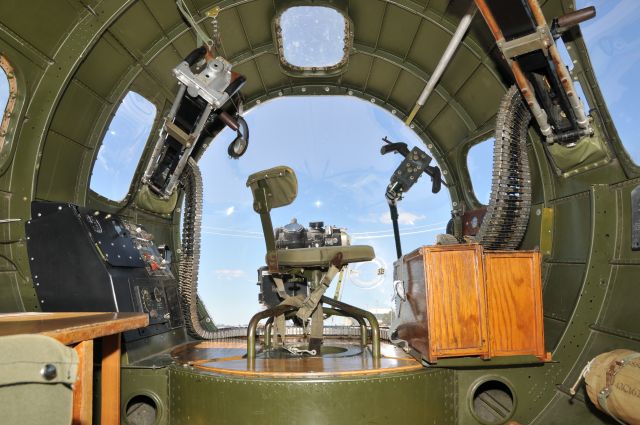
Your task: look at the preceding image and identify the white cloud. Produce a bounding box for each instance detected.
[225,206,235,216]
[379,210,426,226]
[213,269,246,280]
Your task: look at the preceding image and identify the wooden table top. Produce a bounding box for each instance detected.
[0,312,149,345]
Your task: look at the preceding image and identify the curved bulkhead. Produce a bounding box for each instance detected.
[0,0,638,424]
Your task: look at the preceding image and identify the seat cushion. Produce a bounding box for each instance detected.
[276,245,375,267]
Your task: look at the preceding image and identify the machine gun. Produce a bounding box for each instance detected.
[381,137,444,258]
[142,46,249,198]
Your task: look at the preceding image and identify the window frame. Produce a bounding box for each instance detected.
[464,135,495,208]
[273,4,354,78]
[0,54,19,173]
[88,90,159,204]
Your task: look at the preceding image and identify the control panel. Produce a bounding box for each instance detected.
[26,201,184,342]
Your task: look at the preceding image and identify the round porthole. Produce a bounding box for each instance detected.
[125,394,159,425]
[469,377,516,424]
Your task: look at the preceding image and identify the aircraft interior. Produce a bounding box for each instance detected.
[0,0,639,424]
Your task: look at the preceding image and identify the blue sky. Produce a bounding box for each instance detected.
[2,1,629,325]
[197,97,452,325]
[280,6,347,67]
[89,92,157,200]
[0,69,7,117]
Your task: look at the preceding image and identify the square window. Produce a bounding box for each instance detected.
[275,6,351,73]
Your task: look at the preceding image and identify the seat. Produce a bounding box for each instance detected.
[277,245,374,268]
[245,166,380,359]
[246,166,375,271]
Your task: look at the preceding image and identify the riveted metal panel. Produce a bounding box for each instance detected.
[50,80,106,146]
[543,263,586,322]
[0,0,79,59]
[390,70,424,112]
[110,1,163,58]
[237,0,275,49]
[143,0,185,32]
[169,367,456,425]
[75,36,136,99]
[340,54,372,89]
[217,8,246,59]
[366,58,399,100]
[349,0,387,47]
[598,265,640,339]
[407,19,451,76]
[376,5,421,58]
[36,132,88,203]
[551,194,591,262]
[455,65,503,127]
[429,105,468,151]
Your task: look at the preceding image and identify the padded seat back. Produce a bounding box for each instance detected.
[246,166,297,213]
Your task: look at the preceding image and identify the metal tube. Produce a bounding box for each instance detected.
[526,0,589,129]
[323,307,368,347]
[511,62,553,137]
[389,201,403,259]
[164,103,214,196]
[168,84,188,119]
[474,0,504,40]
[405,3,477,125]
[247,304,297,363]
[142,84,187,184]
[475,0,553,138]
[556,6,596,29]
[321,296,380,360]
[264,317,274,349]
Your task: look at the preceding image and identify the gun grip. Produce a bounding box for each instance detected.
[429,166,442,194]
[380,142,409,156]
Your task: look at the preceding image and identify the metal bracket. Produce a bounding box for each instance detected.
[497,26,554,60]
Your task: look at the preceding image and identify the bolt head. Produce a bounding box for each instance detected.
[41,364,57,380]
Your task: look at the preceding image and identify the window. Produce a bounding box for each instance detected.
[0,68,8,114]
[197,97,451,326]
[467,138,494,205]
[90,92,156,201]
[0,55,17,160]
[276,6,349,70]
[577,0,640,164]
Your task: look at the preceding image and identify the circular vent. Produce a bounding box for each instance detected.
[470,379,516,424]
[125,394,158,425]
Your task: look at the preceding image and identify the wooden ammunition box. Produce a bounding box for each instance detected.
[484,251,545,359]
[393,244,546,364]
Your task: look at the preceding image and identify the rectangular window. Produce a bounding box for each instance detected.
[90,92,157,201]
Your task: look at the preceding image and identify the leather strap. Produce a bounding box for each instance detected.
[597,352,640,425]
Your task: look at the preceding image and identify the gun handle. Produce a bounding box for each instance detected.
[429,166,442,194]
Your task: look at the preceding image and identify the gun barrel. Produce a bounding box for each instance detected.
[556,6,596,29]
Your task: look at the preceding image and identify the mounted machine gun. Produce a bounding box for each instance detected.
[381,137,444,259]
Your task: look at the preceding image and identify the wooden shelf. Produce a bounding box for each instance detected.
[0,312,148,425]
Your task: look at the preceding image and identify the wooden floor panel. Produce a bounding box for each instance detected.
[171,339,422,378]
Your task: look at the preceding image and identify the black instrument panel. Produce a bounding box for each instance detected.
[26,201,183,341]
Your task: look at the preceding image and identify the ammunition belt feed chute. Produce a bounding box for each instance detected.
[141,45,251,340]
[477,86,532,250]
